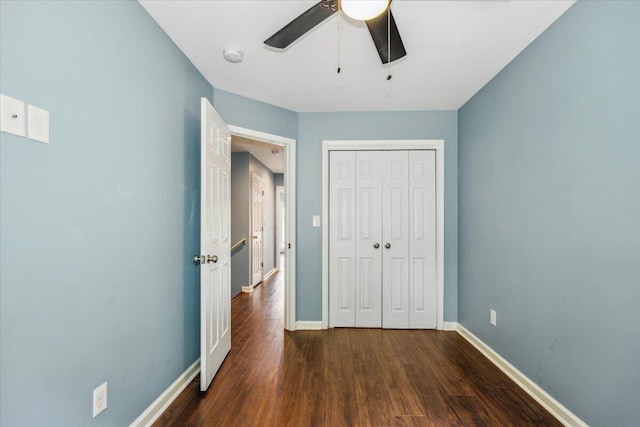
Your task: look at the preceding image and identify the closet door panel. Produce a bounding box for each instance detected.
[329,151,356,327]
[355,151,382,327]
[382,151,410,329]
[409,151,437,328]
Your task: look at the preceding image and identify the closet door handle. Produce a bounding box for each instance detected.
[385,243,391,249]
[373,243,380,249]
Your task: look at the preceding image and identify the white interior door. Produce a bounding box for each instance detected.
[199,97,231,391]
[329,151,356,327]
[355,151,383,327]
[328,149,437,330]
[329,150,384,328]
[382,151,410,329]
[251,173,264,286]
[408,151,437,328]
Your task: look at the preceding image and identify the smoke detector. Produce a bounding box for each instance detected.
[223,48,243,63]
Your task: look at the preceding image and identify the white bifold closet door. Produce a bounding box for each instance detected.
[329,150,437,329]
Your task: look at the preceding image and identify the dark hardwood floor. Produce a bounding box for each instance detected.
[154,271,560,426]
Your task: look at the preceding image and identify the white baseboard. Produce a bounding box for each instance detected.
[295,321,323,330]
[264,268,278,281]
[243,269,277,293]
[456,324,588,427]
[130,358,200,427]
[443,321,457,331]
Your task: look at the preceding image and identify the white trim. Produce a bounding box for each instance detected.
[130,358,200,427]
[443,321,457,331]
[275,185,285,271]
[228,125,297,331]
[228,125,295,147]
[284,139,296,331]
[295,321,323,330]
[242,285,254,293]
[264,268,278,282]
[321,140,445,330]
[456,324,588,427]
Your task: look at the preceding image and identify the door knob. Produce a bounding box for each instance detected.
[373,243,380,249]
[207,255,218,263]
[193,255,205,265]
[385,243,391,249]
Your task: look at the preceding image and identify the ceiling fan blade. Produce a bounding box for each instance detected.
[264,1,338,49]
[365,9,407,64]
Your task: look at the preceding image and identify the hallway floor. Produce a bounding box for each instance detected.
[154,272,560,426]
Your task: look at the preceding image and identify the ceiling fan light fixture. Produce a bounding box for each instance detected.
[341,0,389,21]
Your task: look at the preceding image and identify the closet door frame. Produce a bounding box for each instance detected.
[322,140,445,330]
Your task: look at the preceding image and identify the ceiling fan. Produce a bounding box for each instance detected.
[264,0,407,65]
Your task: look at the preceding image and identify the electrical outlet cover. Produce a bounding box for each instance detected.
[0,94,26,137]
[490,309,497,326]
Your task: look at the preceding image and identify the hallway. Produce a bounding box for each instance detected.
[154,272,559,426]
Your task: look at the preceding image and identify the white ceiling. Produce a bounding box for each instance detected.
[139,0,575,112]
[232,136,285,174]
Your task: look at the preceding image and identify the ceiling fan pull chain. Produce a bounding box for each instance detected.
[337,7,341,74]
[387,6,392,80]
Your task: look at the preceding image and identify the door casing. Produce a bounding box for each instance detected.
[322,140,445,330]
[276,185,285,271]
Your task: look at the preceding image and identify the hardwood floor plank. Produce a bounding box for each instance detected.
[446,395,502,427]
[153,271,561,427]
[393,415,431,427]
[409,332,477,397]
[404,362,466,427]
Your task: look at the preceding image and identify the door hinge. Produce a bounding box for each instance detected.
[261,262,264,267]
[262,191,265,195]
[288,243,291,249]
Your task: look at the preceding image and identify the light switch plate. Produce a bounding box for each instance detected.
[0,94,26,137]
[28,104,49,143]
[93,382,108,417]
[312,215,321,227]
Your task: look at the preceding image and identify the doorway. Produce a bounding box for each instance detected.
[229,125,297,331]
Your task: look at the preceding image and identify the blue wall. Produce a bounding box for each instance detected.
[0,1,212,425]
[297,112,458,321]
[213,70,460,325]
[213,88,298,140]
[231,152,251,296]
[458,1,640,425]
